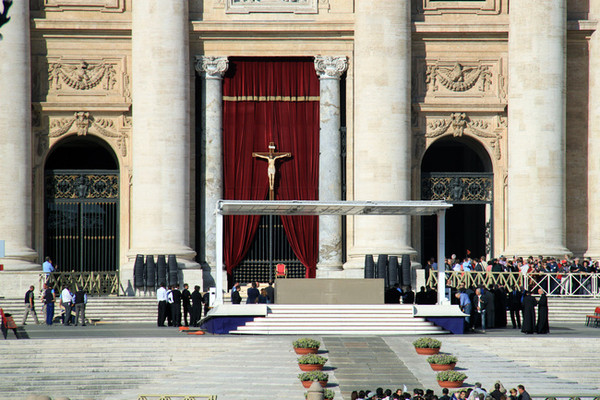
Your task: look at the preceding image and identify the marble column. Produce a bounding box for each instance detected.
[314,56,347,274]
[0,1,38,270]
[348,0,413,273]
[130,0,198,267]
[506,0,569,256]
[586,2,600,257]
[195,56,228,272]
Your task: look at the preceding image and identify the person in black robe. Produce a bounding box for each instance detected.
[535,288,550,334]
[493,285,507,328]
[191,285,202,327]
[384,284,401,304]
[521,290,537,334]
[483,287,495,329]
[508,286,522,329]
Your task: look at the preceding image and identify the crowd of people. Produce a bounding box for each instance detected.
[350,382,532,400]
[21,282,88,326]
[156,282,210,327]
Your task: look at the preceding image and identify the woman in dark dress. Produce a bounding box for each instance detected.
[535,288,550,334]
[521,290,537,334]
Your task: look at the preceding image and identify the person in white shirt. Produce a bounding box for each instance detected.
[156,282,168,327]
[60,286,73,325]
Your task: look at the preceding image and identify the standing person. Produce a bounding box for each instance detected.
[42,257,54,281]
[191,285,202,326]
[521,290,537,334]
[516,385,531,400]
[73,288,87,326]
[168,284,182,327]
[43,283,56,325]
[246,282,259,304]
[475,287,487,332]
[483,287,495,329]
[455,290,472,331]
[60,286,73,325]
[22,285,39,325]
[535,288,550,334]
[265,281,275,304]
[181,283,192,327]
[202,290,210,317]
[508,286,522,329]
[231,283,242,304]
[156,282,168,327]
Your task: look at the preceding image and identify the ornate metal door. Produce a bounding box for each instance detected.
[45,170,119,273]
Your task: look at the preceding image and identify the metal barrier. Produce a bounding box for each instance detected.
[137,396,217,400]
[426,271,600,297]
[41,271,120,295]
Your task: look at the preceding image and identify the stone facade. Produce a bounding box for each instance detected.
[0,0,597,295]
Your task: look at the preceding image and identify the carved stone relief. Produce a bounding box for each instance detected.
[43,57,130,103]
[414,59,506,104]
[413,112,507,165]
[416,0,500,15]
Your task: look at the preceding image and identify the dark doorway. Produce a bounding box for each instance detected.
[421,138,493,262]
[44,136,119,274]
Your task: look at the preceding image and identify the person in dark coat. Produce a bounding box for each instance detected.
[384,284,402,304]
[483,287,495,329]
[521,290,537,334]
[191,285,202,326]
[246,282,260,304]
[508,286,522,329]
[181,283,192,327]
[415,286,428,305]
[402,285,415,304]
[535,288,550,334]
[202,291,210,317]
[493,285,507,328]
[231,283,242,304]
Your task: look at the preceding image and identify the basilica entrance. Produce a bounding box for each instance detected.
[421,138,493,262]
[44,137,119,294]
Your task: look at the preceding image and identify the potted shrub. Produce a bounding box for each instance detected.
[436,370,467,388]
[293,338,321,355]
[413,337,442,355]
[304,388,334,400]
[298,354,328,371]
[298,371,329,388]
[427,354,457,371]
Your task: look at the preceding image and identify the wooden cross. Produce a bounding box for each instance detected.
[252,142,291,200]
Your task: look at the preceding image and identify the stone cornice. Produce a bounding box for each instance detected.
[314,56,348,79]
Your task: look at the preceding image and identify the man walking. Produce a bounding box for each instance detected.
[73,288,87,326]
[22,285,39,325]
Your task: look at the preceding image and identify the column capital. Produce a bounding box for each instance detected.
[314,56,348,79]
[195,56,229,80]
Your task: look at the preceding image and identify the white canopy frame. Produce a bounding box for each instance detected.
[215,200,452,305]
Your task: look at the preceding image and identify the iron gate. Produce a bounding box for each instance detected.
[45,170,119,274]
[233,215,305,283]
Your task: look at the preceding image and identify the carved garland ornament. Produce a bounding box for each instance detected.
[46,112,128,156]
[426,63,492,92]
[425,112,504,160]
[48,61,117,91]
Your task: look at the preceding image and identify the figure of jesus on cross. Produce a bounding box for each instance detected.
[252,142,291,200]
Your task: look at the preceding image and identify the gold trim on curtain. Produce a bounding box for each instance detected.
[223,95,320,102]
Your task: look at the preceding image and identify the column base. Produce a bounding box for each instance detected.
[0,253,40,271]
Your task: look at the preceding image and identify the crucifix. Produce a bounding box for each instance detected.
[252,142,291,200]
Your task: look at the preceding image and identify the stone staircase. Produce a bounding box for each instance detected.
[546,297,599,323]
[229,304,447,335]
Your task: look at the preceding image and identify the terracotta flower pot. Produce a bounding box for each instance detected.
[299,363,324,371]
[294,347,319,355]
[429,363,456,371]
[415,347,440,355]
[437,380,464,389]
[301,380,328,388]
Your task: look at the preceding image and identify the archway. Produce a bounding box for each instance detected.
[44,136,120,283]
[421,137,493,263]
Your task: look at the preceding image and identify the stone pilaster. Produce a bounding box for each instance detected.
[314,56,347,274]
[0,1,38,270]
[195,56,229,272]
[586,3,600,257]
[506,0,569,256]
[130,0,198,268]
[347,0,413,273]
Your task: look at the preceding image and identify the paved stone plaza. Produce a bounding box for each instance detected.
[1,324,599,400]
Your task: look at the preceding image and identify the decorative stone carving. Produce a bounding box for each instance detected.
[314,56,348,79]
[47,112,128,156]
[49,61,117,91]
[417,0,500,15]
[44,0,124,13]
[426,63,491,93]
[195,56,229,80]
[225,0,318,14]
[417,112,505,161]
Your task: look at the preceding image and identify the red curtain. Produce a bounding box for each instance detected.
[222,58,319,278]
